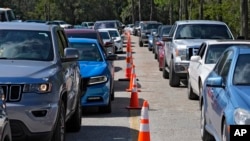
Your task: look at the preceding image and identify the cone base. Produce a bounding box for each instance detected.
[118,78,130,81]
[125,106,142,110]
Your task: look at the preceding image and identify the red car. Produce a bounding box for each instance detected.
[156,41,165,71]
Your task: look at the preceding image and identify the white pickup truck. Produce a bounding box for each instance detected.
[187,40,250,100]
[162,20,235,87]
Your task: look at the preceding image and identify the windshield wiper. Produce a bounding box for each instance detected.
[176,37,196,39]
[0,57,8,59]
[234,83,250,85]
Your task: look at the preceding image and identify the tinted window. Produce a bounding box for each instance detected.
[99,32,110,39]
[108,30,119,37]
[70,42,103,62]
[233,54,250,85]
[0,30,53,61]
[175,24,233,39]
[66,33,97,39]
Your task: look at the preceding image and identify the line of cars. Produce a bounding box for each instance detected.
[0,19,125,141]
[138,19,250,141]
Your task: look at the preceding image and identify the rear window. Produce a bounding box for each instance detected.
[66,32,97,39]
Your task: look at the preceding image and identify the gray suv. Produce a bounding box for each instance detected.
[0,22,82,141]
[162,20,234,87]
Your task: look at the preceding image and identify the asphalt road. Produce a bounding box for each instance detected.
[65,35,202,141]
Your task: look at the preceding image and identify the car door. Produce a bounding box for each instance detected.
[164,23,176,66]
[206,50,233,134]
[57,30,78,115]
[190,43,206,93]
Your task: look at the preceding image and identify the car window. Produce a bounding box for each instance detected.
[108,30,119,37]
[233,54,250,85]
[219,51,233,81]
[175,24,233,39]
[0,30,53,61]
[70,42,103,62]
[99,32,110,40]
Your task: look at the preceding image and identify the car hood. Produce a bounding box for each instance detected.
[174,39,208,46]
[0,60,57,83]
[79,61,107,78]
[230,86,250,109]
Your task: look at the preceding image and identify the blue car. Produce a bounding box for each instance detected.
[68,38,117,113]
[200,45,250,141]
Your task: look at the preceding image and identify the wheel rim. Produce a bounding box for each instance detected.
[200,104,205,138]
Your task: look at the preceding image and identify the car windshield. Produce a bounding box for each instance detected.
[99,32,110,40]
[95,22,117,29]
[161,26,172,36]
[205,44,237,64]
[70,42,103,62]
[143,23,162,30]
[175,24,233,39]
[233,54,250,85]
[0,30,53,61]
[108,30,119,37]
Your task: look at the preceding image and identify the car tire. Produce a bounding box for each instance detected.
[162,59,169,79]
[154,52,157,59]
[201,102,215,141]
[111,83,115,101]
[99,98,112,113]
[187,74,199,100]
[169,59,180,87]
[66,97,81,132]
[52,102,66,141]
[222,120,229,141]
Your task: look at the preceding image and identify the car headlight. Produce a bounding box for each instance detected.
[23,83,52,93]
[175,48,187,60]
[234,108,250,125]
[88,76,108,85]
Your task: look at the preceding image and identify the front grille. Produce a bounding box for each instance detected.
[0,85,22,102]
[187,47,199,60]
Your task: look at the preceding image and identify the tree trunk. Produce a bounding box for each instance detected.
[169,0,173,24]
[139,0,141,21]
[179,0,182,20]
[150,0,153,20]
[132,0,135,23]
[240,0,248,39]
[199,0,203,19]
[217,0,222,21]
[184,0,188,20]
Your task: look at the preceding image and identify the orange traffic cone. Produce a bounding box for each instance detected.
[126,65,141,92]
[126,80,141,109]
[138,100,150,141]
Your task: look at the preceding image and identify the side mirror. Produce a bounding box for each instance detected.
[62,48,79,62]
[190,55,201,62]
[206,76,224,88]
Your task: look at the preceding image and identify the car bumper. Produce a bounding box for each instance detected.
[81,82,110,107]
[7,100,58,139]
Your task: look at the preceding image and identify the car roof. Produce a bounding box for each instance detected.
[64,28,97,33]
[0,22,55,31]
[204,40,250,45]
[68,38,98,43]
[175,20,227,25]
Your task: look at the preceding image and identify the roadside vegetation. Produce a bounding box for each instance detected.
[0,0,249,38]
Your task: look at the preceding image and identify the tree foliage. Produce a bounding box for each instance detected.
[1,0,249,37]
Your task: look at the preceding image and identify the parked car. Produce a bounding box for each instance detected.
[104,28,124,53]
[148,28,157,51]
[188,40,250,100]
[200,45,250,141]
[138,21,162,47]
[97,28,116,55]
[68,38,117,113]
[94,20,124,35]
[162,20,235,87]
[124,24,134,35]
[0,22,82,141]
[132,21,140,36]
[153,25,172,59]
[0,87,12,141]
[48,20,73,29]
[0,8,16,22]
[81,22,94,29]
[64,28,109,55]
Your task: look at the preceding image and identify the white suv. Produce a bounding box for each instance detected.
[0,8,16,22]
